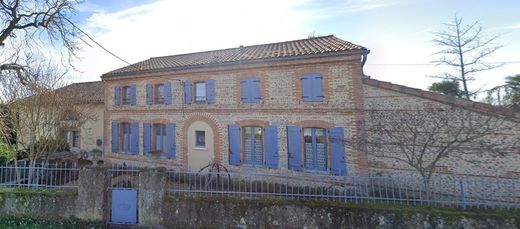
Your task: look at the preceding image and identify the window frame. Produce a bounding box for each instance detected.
[122,86,132,105]
[154,84,165,104]
[152,123,167,153]
[71,130,80,148]
[120,122,132,153]
[195,130,206,149]
[302,127,328,171]
[194,81,207,103]
[242,126,264,166]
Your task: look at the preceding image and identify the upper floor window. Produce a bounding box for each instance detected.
[146,82,171,105]
[240,77,261,103]
[155,84,165,104]
[122,86,132,105]
[114,85,136,106]
[301,73,324,102]
[184,79,215,104]
[195,82,206,103]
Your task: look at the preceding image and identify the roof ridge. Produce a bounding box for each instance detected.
[149,35,337,60]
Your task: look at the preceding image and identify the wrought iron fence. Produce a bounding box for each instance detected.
[108,164,140,189]
[0,161,79,189]
[166,170,520,209]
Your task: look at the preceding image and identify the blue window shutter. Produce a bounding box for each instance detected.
[240,78,250,102]
[287,126,302,170]
[251,78,261,103]
[146,84,153,105]
[228,124,240,165]
[130,122,139,155]
[184,80,191,104]
[312,74,324,102]
[143,123,151,155]
[165,82,172,105]
[130,84,137,105]
[111,121,118,153]
[301,75,313,102]
[114,87,121,106]
[206,79,215,104]
[265,125,278,169]
[166,123,176,159]
[330,127,347,176]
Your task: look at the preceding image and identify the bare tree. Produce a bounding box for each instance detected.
[365,107,519,195]
[0,0,82,75]
[432,15,503,100]
[0,54,95,185]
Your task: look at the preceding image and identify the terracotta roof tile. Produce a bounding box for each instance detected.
[56,81,103,104]
[102,35,366,78]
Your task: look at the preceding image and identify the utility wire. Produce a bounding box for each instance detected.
[62,16,132,65]
[366,61,520,66]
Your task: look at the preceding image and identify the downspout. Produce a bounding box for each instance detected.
[360,49,370,79]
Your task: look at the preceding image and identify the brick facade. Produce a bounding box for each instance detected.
[103,54,368,175]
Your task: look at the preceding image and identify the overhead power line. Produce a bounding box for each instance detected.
[62,16,132,65]
[366,61,520,66]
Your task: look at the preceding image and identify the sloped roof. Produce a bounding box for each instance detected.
[56,81,103,104]
[102,35,367,78]
[363,78,520,120]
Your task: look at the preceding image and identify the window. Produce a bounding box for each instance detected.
[155,84,165,104]
[152,124,167,153]
[72,131,80,148]
[303,128,327,171]
[301,73,324,102]
[195,82,206,103]
[121,123,132,152]
[122,86,132,105]
[243,126,263,165]
[195,130,205,148]
[240,77,261,103]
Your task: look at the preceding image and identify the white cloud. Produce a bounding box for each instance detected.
[74,0,318,81]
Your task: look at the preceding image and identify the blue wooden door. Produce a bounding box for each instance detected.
[111,189,137,224]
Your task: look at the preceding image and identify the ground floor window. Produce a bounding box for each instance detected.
[153,124,166,153]
[71,131,80,148]
[243,126,263,165]
[121,123,132,152]
[195,130,206,148]
[303,127,327,171]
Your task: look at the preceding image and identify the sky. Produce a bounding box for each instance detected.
[70,0,520,94]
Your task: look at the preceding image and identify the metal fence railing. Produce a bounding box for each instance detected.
[108,164,140,189]
[0,161,79,189]
[166,170,520,209]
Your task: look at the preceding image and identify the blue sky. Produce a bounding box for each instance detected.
[72,0,520,95]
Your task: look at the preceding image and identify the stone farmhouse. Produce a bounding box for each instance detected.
[67,35,518,177]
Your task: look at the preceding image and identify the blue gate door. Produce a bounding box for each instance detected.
[111,189,137,224]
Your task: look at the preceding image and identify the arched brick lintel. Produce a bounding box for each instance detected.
[181,113,222,165]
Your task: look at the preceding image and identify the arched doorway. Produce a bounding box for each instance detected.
[187,121,215,171]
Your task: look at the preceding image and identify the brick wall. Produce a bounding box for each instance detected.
[103,55,369,175]
[363,83,520,177]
